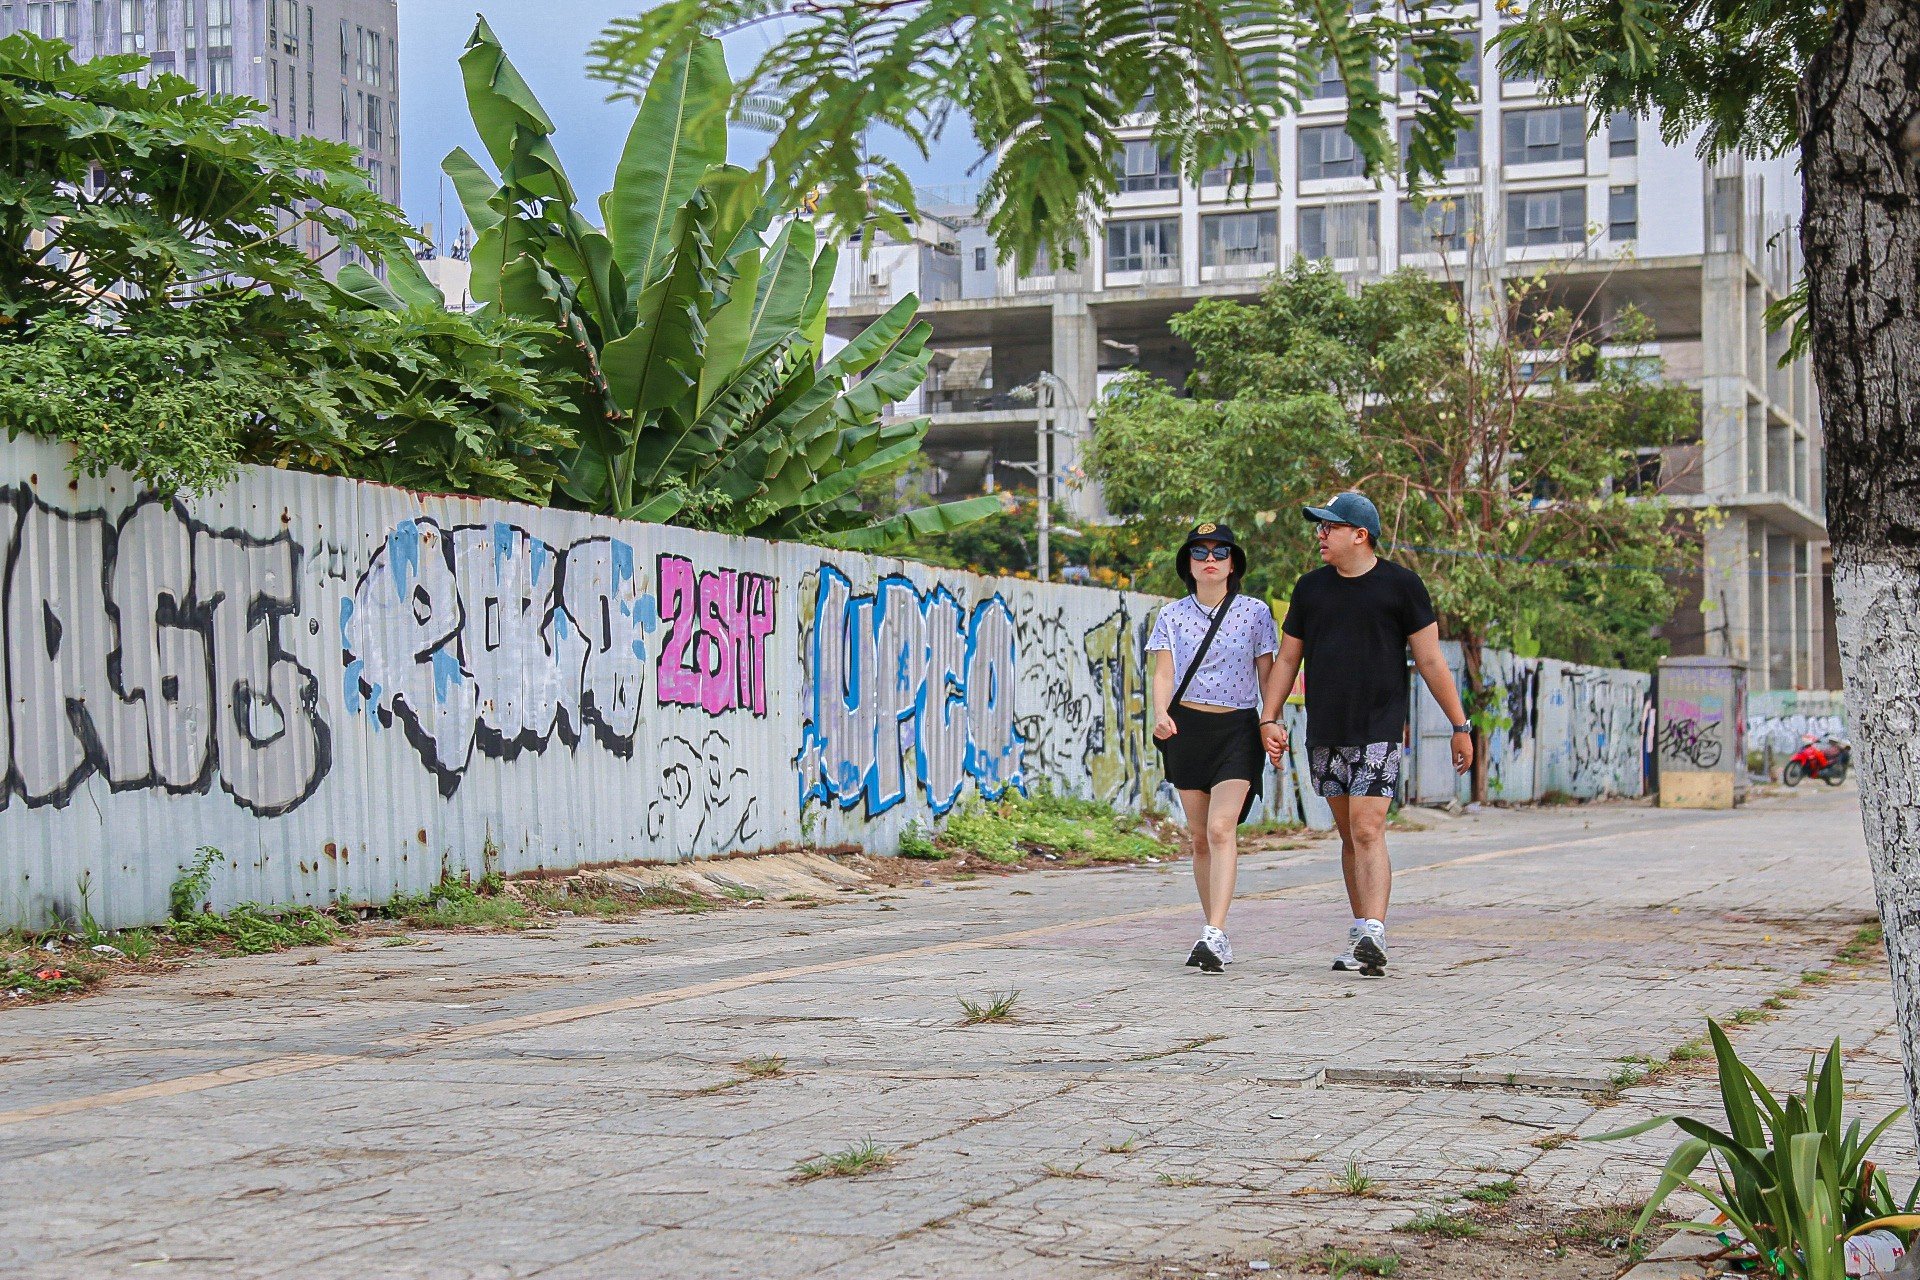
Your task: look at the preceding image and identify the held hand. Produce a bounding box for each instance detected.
[1153,712,1178,741]
[1451,730,1474,775]
[1260,721,1288,765]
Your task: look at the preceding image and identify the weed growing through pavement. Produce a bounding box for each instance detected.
[1156,1172,1205,1188]
[1396,1208,1481,1238]
[718,885,765,903]
[958,989,1020,1024]
[1333,1154,1376,1197]
[1319,1248,1401,1278]
[1103,1134,1141,1154]
[383,873,525,930]
[584,936,657,949]
[1530,1133,1575,1151]
[1041,1161,1098,1180]
[1461,1178,1517,1205]
[792,1140,892,1181]
[737,1055,786,1078]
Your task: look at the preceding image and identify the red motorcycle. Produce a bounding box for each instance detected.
[1784,734,1850,787]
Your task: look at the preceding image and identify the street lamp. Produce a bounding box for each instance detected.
[1004,371,1079,583]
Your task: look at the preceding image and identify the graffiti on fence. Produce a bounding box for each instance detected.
[654,554,777,718]
[647,729,760,857]
[1083,602,1158,807]
[1558,670,1645,794]
[1013,599,1094,783]
[342,518,683,791]
[794,565,1024,818]
[0,490,329,816]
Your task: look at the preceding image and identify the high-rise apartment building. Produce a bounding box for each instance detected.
[829,1,1829,692]
[3,0,402,271]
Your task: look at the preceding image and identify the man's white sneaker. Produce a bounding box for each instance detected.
[1331,924,1364,972]
[1352,920,1387,977]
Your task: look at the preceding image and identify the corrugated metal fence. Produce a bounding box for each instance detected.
[0,441,1649,928]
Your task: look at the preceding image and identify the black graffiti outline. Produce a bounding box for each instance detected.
[0,486,331,817]
[646,730,759,853]
[343,522,665,796]
[1657,716,1725,769]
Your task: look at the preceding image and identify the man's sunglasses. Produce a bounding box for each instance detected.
[1314,522,1356,537]
[1189,545,1233,561]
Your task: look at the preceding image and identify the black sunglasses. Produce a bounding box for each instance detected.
[1188,545,1233,561]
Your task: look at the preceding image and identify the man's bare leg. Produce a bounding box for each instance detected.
[1335,796,1393,923]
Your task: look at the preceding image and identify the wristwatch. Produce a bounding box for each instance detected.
[1451,722,1473,735]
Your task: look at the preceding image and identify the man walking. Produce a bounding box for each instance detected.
[1260,491,1473,977]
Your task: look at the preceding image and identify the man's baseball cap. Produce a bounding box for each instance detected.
[1303,491,1384,546]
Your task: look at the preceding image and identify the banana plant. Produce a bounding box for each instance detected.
[436,18,997,546]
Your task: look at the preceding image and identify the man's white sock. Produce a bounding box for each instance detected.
[1363,918,1386,935]
[1352,917,1369,934]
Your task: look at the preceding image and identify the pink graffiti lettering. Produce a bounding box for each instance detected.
[655,554,777,718]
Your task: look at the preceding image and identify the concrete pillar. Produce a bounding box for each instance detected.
[1699,251,1749,498]
[1702,515,1751,665]
[1051,291,1102,522]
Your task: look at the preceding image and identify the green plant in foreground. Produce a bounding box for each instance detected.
[1334,1154,1376,1197]
[1462,1177,1517,1205]
[792,1140,891,1181]
[168,847,221,921]
[958,989,1020,1025]
[1321,1248,1401,1279]
[897,821,946,861]
[737,1055,786,1079]
[1396,1208,1481,1238]
[384,874,527,929]
[1590,1021,1920,1280]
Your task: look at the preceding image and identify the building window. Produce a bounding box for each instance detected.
[365,94,381,154]
[1398,32,1479,94]
[183,0,196,49]
[1399,195,1477,252]
[389,98,397,153]
[1105,217,1180,273]
[1299,124,1363,180]
[973,247,987,272]
[270,59,278,118]
[1299,202,1379,261]
[1117,140,1179,193]
[354,24,364,80]
[1609,111,1638,158]
[307,66,314,130]
[1310,52,1361,101]
[206,50,230,94]
[339,83,348,136]
[206,0,229,47]
[1202,142,1275,188]
[339,19,348,77]
[1505,187,1588,246]
[365,28,381,87]
[116,0,141,52]
[1609,185,1638,241]
[53,1,73,38]
[1503,105,1586,166]
[1202,210,1277,267]
[1397,118,1480,173]
[282,0,297,52]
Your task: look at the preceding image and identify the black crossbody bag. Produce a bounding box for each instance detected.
[1154,591,1236,757]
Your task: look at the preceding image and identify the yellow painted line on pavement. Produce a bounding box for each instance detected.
[0,810,1738,1127]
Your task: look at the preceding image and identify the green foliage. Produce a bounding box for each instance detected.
[383,873,529,929]
[935,786,1172,865]
[958,988,1021,1024]
[897,821,949,860]
[1588,1021,1920,1280]
[168,847,222,922]
[1091,259,1697,671]
[792,1139,893,1180]
[0,34,576,502]
[1492,0,1830,166]
[442,21,995,548]
[589,1,1479,272]
[166,903,343,954]
[1396,1207,1482,1238]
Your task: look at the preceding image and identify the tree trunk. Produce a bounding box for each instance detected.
[1802,0,1920,1146]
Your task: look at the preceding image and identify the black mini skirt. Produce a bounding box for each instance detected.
[1157,704,1264,816]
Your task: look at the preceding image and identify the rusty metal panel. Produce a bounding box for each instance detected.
[0,440,1171,928]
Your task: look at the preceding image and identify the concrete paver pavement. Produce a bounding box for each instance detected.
[1,786,1910,1278]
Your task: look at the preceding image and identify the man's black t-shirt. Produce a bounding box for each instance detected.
[1281,558,1438,748]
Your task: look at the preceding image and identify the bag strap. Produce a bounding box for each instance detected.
[1171,591,1235,707]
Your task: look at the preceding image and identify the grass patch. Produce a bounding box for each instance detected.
[382,873,526,930]
[1800,968,1832,985]
[585,935,656,949]
[1667,1037,1710,1063]
[717,884,765,903]
[1461,1177,1518,1205]
[1531,1133,1575,1151]
[1728,1007,1767,1025]
[1103,1133,1141,1154]
[1156,1172,1205,1188]
[525,886,632,917]
[1333,1154,1376,1197]
[737,1054,786,1079]
[1396,1208,1481,1238]
[167,903,343,954]
[792,1140,891,1181]
[898,822,949,860]
[958,988,1020,1025]
[933,786,1172,866]
[1317,1248,1401,1278]
[1838,920,1885,966]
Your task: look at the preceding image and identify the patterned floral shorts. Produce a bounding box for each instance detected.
[1308,743,1402,799]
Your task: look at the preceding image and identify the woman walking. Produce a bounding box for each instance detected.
[1148,522,1278,973]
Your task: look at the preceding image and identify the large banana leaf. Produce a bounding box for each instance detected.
[815,496,1007,551]
[603,36,730,293]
